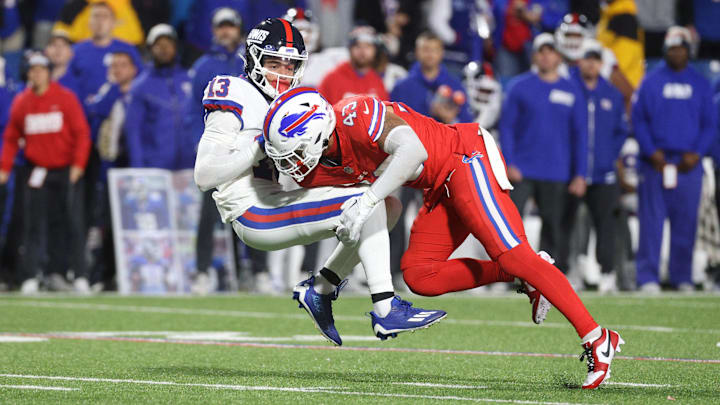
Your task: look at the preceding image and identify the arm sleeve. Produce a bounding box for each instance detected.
[631,83,657,157]
[427,0,456,44]
[694,85,719,156]
[86,83,121,121]
[0,99,22,172]
[369,124,428,201]
[571,87,588,178]
[499,86,519,167]
[66,92,92,169]
[123,89,146,167]
[193,111,264,191]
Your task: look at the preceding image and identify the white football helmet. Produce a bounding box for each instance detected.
[463,61,502,128]
[263,87,336,182]
[555,13,592,62]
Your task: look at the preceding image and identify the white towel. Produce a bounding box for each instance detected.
[479,127,514,191]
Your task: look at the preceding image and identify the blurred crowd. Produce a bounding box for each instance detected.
[1,0,719,295]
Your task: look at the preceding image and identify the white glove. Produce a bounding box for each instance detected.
[335,191,380,246]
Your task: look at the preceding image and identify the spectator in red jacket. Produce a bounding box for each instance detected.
[0,52,91,294]
[318,26,389,104]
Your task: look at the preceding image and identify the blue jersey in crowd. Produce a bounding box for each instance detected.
[499,71,588,182]
[64,39,143,108]
[693,0,720,42]
[184,43,245,144]
[631,61,717,158]
[570,66,628,185]
[390,62,473,124]
[124,65,194,170]
[443,0,483,67]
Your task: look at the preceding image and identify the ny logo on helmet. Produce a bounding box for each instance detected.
[279,105,325,138]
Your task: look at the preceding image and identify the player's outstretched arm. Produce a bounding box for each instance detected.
[337,111,427,244]
[194,111,265,191]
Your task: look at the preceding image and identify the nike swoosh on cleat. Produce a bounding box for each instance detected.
[601,330,612,357]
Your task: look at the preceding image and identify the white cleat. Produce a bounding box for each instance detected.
[517,251,554,324]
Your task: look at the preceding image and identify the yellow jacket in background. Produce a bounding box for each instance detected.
[597,0,645,88]
[54,0,144,46]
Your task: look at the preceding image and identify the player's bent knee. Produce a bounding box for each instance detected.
[401,263,446,297]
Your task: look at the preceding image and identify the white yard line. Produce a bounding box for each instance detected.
[0,374,597,404]
[0,336,48,343]
[604,382,675,388]
[0,384,78,391]
[2,299,718,335]
[4,332,720,364]
[393,382,488,389]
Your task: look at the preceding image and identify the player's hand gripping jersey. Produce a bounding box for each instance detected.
[196,75,284,222]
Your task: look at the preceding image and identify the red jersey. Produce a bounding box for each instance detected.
[299,95,480,192]
[317,61,389,105]
[1,82,91,171]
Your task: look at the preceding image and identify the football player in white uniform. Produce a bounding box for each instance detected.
[555,13,633,105]
[193,18,446,345]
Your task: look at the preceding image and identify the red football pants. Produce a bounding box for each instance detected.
[401,145,598,338]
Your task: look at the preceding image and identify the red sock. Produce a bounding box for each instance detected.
[402,259,514,296]
[497,243,598,338]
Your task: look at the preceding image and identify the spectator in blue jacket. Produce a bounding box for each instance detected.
[500,33,588,272]
[631,26,718,293]
[391,31,473,124]
[183,0,253,62]
[560,39,628,292]
[125,24,194,170]
[184,7,245,294]
[64,2,142,110]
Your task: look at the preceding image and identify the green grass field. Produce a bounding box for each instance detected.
[1,293,719,404]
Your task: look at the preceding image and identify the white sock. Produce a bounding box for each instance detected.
[313,274,336,295]
[581,326,602,344]
[373,297,393,318]
[357,201,395,300]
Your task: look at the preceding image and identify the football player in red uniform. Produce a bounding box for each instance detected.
[263,87,624,389]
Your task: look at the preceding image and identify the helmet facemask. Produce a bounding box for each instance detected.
[248,45,307,99]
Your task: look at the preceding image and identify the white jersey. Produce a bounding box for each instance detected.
[194,75,283,223]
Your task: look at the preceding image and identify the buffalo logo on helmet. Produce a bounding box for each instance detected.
[278,105,325,138]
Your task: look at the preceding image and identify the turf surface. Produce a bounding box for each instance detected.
[0,293,718,404]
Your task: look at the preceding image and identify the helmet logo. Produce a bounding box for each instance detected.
[279,104,325,138]
[248,29,270,43]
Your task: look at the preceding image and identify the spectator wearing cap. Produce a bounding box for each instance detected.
[559,38,628,293]
[64,1,143,109]
[124,24,194,170]
[0,53,91,294]
[45,31,76,90]
[391,31,472,124]
[184,7,245,294]
[318,26,389,105]
[183,1,253,63]
[499,33,588,273]
[631,26,718,293]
